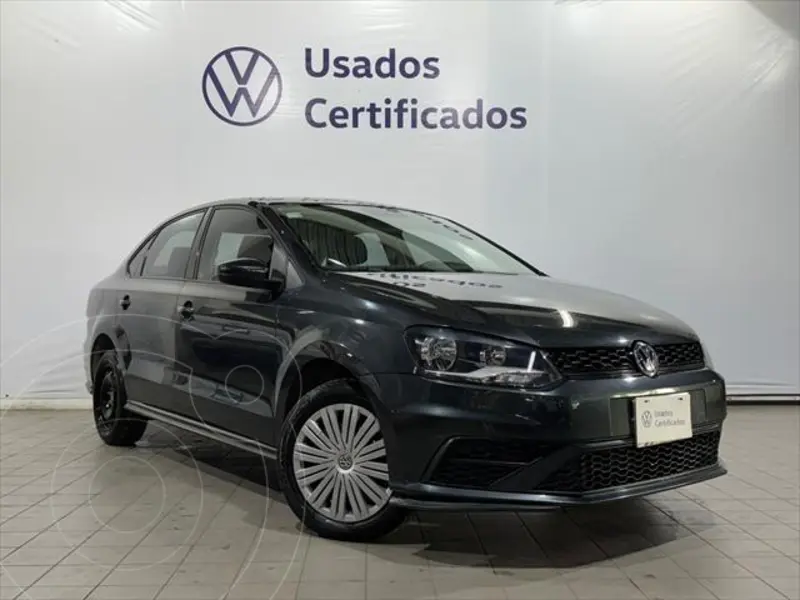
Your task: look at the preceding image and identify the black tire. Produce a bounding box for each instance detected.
[278,378,406,542]
[92,350,148,447]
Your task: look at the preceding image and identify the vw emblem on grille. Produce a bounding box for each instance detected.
[641,410,653,428]
[632,341,659,377]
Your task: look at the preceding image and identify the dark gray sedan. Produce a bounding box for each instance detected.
[84,198,726,541]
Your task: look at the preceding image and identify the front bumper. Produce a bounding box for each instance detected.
[391,462,727,511]
[367,368,727,510]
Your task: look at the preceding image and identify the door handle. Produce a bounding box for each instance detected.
[177,300,194,319]
[120,295,131,310]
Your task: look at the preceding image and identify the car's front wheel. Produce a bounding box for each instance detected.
[278,379,406,541]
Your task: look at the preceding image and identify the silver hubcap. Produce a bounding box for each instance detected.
[292,403,390,523]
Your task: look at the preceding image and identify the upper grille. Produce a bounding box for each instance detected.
[545,342,704,378]
[538,431,721,494]
[428,439,552,489]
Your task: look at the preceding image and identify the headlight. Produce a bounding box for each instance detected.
[406,327,562,389]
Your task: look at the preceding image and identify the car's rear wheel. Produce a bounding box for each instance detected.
[92,350,148,447]
[279,379,406,541]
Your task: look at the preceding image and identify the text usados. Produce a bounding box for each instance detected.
[303,48,527,130]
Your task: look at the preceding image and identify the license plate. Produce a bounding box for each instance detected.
[633,393,692,448]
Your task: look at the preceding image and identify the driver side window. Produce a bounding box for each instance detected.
[195,208,274,281]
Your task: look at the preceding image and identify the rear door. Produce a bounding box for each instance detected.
[116,209,206,415]
[174,206,283,442]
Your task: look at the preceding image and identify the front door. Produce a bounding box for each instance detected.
[174,206,282,444]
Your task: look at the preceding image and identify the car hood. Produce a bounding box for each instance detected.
[339,271,698,344]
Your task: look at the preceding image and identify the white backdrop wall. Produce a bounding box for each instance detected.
[1,0,798,402]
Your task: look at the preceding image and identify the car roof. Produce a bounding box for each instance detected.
[211,197,401,209]
[159,197,415,228]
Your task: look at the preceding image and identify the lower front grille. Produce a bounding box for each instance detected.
[426,431,722,495]
[538,431,721,493]
[428,439,552,489]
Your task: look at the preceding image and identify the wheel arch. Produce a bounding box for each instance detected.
[273,337,403,481]
[90,333,117,383]
[276,340,384,423]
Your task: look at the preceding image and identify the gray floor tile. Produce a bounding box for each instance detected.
[616,556,692,579]
[120,545,190,565]
[505,579,576,599]
[761,576,800,600]
[734,554,800,578]
[0,564,51,587]
[632,576,716,599]
[365,558,432,581]
[708,539,783,557]
[567,577,647,599]
[34,564,113,587]
[166,562,240,587]
[365,579,437,600]
[100,563,179,587]
[696,577,786,599]
[302,555,366,581]
[60,545,132,568]
[0,582,22,599]
[82,530,145,548]
[226,582,299,599]
[740,523,800,540]
[14,586,94,600]
[764,537,800,557]
[181,542,252,564]
[305,538,366,562]
[559,563,629,580]
[0,531,39,548]
[672,555,754,578]
[156,584,232,600]
[87,586,161,600]
[0,406,797,600]
[21,530,91,548]
[1,545,73,566]
[297,581,366,600]
[235,560,304,584]
[433,571,509,597]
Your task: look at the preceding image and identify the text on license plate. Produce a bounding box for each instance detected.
[633,392,692,448]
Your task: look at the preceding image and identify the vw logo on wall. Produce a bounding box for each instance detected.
[632,341,660,378]
[202,46,282,126]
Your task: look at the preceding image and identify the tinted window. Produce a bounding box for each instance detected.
[141,212,203,279]
[195,208,274,281]
[273,203,538,275]
[127,237,152,277]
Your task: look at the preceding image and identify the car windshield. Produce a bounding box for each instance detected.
[272,203,540,275]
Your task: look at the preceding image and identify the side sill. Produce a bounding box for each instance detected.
[126,400,278,461]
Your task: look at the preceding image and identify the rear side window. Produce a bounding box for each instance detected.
[127,238,151,277]
[141,212,203,279]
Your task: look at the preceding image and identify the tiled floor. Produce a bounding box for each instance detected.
[1,406,798,600]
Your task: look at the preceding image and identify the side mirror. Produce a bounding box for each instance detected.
[217,258,284,293]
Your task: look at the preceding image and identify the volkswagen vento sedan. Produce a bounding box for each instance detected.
[84,197,727,541]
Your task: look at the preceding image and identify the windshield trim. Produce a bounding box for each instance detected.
[269,202,548,277]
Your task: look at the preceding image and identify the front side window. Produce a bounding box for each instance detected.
[273,203,539,275]
[141,211,203,279]
[195,208,274,281]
